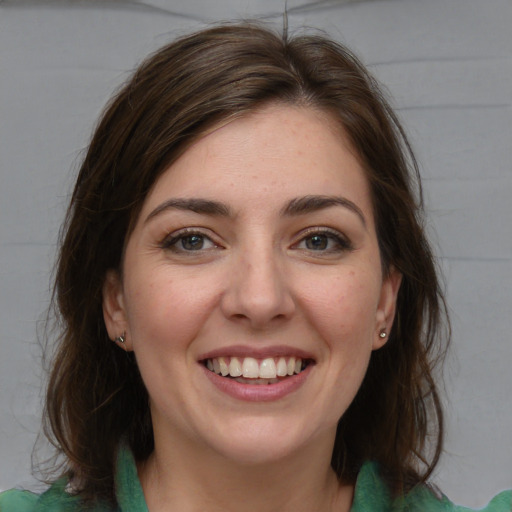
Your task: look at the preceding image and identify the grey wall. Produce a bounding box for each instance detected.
[1,0,511,507]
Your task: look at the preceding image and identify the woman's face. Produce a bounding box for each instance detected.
[103,104,400,464]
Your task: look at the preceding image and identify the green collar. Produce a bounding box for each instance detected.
[115,444,148,512]
[113,444,393,512]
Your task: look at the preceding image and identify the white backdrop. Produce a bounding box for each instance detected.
[1,0,511,507]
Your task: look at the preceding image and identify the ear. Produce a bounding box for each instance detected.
[373,266,402,350]
[102,269,132,351]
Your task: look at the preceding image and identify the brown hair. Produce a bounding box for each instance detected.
[44,22,449,506]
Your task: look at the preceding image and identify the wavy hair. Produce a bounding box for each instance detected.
[44,22,449,506]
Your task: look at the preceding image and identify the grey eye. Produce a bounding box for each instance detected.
[180,234,206,250]
[294,229,352,254]
[162,231,217,252]
[305,234,330,250]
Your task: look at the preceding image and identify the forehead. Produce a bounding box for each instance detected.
[139,104,372,219]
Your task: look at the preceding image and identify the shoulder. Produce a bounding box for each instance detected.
[399,486,512,512]
[0,443,141,512]
[0,488,39,511]
[0,480,113,512]
[352,462,512,512]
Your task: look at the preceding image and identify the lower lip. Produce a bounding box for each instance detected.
[202,364,313,402]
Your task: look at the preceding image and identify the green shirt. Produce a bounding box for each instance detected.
[1,446,510,511]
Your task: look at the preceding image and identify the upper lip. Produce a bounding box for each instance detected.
[198,345,316,362]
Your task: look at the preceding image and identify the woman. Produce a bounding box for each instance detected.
[1,23,509,512]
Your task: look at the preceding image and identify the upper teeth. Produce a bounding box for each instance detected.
[206,356,304,379]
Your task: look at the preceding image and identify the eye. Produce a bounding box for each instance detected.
[161,230,217,253]
[294,228,352,254]
[303,234,333,251]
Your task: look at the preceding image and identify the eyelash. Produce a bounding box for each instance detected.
[293,227,353,254]
[159,228,218,253]
[159,227,352,255]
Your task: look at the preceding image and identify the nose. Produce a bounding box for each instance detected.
[220,243,296,329]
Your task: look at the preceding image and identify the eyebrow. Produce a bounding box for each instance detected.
[282,195,367,227]
[145,198,231,223]
[145,194,366,227]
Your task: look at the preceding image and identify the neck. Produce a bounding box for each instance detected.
[139,429,353,512]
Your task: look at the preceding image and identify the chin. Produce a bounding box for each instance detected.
[217,438,300,466]
[204,416,329,467]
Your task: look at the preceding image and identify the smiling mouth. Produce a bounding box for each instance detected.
[202,356,313,385]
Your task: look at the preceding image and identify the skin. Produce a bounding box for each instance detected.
[103,104,401,512]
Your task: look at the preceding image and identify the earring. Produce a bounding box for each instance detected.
[379,329,387,339]
[114,333,126,344]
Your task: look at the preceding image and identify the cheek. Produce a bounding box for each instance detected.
[301,271,381,343]
[123,268,219,353]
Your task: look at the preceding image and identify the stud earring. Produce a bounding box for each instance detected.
[114,333,126,344]
[379,329,387,339]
